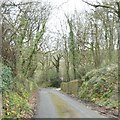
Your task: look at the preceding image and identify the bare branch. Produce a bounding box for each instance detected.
[82,0,118,14]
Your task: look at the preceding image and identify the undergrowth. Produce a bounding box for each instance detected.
[79,64,118,108]
[1,65,38,118]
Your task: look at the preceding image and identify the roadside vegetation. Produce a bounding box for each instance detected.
[61,64,118,110]
[0,0,119,118]
[79,64,118,108]
[1,0,51,118]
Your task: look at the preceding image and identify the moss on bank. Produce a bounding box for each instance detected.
[60,64,118,109]
[79,64,118,108]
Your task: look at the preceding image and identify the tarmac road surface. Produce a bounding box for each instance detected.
[34,88,107,118]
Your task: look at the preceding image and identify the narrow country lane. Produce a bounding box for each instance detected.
[34,88,107,118]
[34,89,59,118]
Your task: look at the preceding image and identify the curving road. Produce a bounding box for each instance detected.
[34,88,107,118]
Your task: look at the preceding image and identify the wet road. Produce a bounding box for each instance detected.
[34,88,106,118]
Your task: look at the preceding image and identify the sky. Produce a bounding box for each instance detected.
[47,0,102,29]
[3,0,102,49]
[45,0,101,38]
[44,0,102,49]
[8,0,102,31]
[47,0,91,30]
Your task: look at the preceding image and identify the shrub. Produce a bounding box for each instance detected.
[3,91,31,118]
[79,64,118,108]
[1,65,34,118]
[1,65,13,91]
[50,79,61,88]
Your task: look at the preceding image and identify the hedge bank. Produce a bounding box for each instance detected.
[60,80,82,96]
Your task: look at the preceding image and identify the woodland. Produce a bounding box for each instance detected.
[0,0,120,118]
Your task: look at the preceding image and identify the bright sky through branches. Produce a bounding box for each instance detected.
[8,0,102,50]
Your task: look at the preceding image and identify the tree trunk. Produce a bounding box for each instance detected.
[64,40,70,82]
[117,4,120,119]
[94,23,101,68]
[108,13,114,63]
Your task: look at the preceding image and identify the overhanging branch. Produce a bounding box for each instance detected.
[82,0,118,14]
